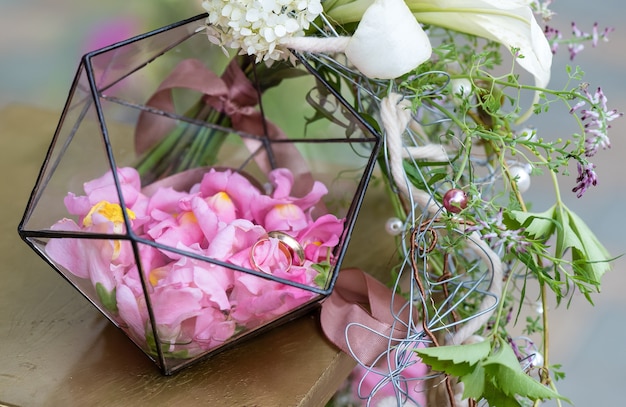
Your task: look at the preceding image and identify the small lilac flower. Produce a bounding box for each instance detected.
[592,22,614,47]
[567,22,587,59]
[572,162,598,198]
[571,22,585,38]
[544,25,561,54]
[584,128,611,156]
[569,100,586,114]
[568,22,614,60]
[568,43,585,60]
[573,87,623,157]
[468,208,531,254]
[591,22,600,47]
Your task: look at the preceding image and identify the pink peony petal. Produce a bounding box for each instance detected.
[116,283,147,340]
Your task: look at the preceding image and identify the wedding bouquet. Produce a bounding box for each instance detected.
[196,0,619,405]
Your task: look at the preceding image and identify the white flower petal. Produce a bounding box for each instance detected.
[246,9,260,22]
[274,24,287,38]
[413,0,552,87]
[203,0,323,63]
[345,0,432,79]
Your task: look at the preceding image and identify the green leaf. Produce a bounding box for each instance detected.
[554,207,583,257]
[517,251,546,278]
[483,339,564,402]
[312,262,332,288]
[460,363,485,400]
[96,282,118,313]
[146,329,190,359]
[482,379,523,407]
[418,339,567,404]
[566,206,612,283]
[506,206,556,239]
[403,160,448,191]
[417,339,491,377]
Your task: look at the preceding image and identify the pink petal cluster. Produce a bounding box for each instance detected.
[46,167,344,357]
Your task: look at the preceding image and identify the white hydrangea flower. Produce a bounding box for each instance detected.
[202,0,323,63]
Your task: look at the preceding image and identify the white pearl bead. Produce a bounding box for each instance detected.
[451,78,472,99]
[385,217,404,236]
[529,352,544,368]
[518,127,537,142]
[509,165,531,193]
[534,301,544,314]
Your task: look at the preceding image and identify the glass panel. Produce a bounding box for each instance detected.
[21,65,127,233]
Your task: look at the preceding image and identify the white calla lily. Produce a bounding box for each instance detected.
[327,0,553,88]
[412,0,552,88]
[345,0,432,79]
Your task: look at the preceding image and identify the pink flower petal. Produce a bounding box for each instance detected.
[193,264,232,310]
[263,203,309,232]
[116,283,147,339]
[152,285,203,327]
[193,307,236,348]
[84,167,142,207]
[199,168,262,220]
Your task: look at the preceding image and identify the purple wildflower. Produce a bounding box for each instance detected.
[468,208,531,254]
[592,22,614,47]
[544,25,562,54]
[572,87,622,157]
[568,44,584,60]
[569,100,585,114]
[568,22,587,59]
[583,128,611,156]
[568,22,614,60]
[572,162,598,198]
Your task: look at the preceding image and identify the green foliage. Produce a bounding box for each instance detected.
[551,364,566,382]
[507,203,612,301]
[96,282,118,313]
[312,261,332,288]
[523,316,543,336]
[146,329,190,359]
[416,338,567,405]
[303,11,617,404]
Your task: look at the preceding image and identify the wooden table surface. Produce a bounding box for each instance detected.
[0,105,396,407]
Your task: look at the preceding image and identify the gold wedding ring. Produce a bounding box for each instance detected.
[267,231,305,266]
[249,231,305,274]
[250,237,292,274]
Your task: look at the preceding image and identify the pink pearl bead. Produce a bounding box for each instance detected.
[443,189,467,213]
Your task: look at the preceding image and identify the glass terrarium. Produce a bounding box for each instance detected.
[18,14,381,375]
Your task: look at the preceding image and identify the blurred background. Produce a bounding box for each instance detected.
[1,0,624,405]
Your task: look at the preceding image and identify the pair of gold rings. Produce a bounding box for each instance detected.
[250,231,305,274]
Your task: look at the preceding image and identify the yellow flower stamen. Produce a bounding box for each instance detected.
[275,203,299,217]
[149,267,169,287]
[177,211,198,224]
[83,201,136,227]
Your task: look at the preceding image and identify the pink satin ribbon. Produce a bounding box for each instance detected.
[134,58,315,196]
[320,268,414,366]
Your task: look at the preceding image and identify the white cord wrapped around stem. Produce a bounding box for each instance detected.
[379,92,503,347]
[380,93,442,214]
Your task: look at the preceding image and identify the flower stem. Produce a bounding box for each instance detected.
[135,100,232,184]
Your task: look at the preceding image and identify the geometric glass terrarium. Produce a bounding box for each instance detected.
[18,14,380,375]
